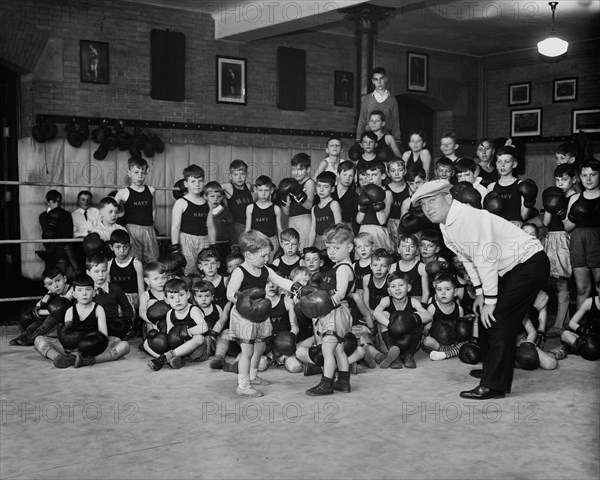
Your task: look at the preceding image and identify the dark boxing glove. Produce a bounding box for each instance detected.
[575,334,600,361]
[167,324,192,350]
[458,342,481,365]
[47,297,73,326]
[77,331,109,357]
[542,186,567,218]
[450,182,482,209]
[58,324,83,351]
[388,311,422,340]
[483,191,504,214]
[147,301,170,324]
[236,288,271,323]
[273,330,296,357]
[291,183,308,205]
[429,320,456,346]
[173,179,187,200]
[147,331,170,355]
[518,179,538,208]
[299,289,339,319]
[568,199,594,224]
[515,341,540,370]
[82,232,105,256]
[347,144,363,162]
[455,316,473,343]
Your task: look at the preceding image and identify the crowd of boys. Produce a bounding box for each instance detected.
[11,69,600,398]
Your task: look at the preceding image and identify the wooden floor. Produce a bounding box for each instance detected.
[1,324,598,480]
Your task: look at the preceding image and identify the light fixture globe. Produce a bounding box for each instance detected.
[538,1,568,57]
[537,36,569,57]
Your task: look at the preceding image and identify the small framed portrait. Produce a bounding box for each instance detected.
[511,108,542,137]
[508,82,531,106]
[80,40,109,84]
[216,56,247,105]
[554,77,578,103]
[407,52,428,93]
[572,108,600,134]
[334,71,354,107]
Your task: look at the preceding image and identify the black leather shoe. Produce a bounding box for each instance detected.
[460,385,505,400]
[470,369,483,379]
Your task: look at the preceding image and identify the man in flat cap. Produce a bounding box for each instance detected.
[412,180,550,399]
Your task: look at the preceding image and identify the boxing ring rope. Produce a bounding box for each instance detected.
[0,180,178,191]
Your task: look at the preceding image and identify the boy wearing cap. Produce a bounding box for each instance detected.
[412,180,549,400]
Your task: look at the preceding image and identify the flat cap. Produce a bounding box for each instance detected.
[411,180,452,205]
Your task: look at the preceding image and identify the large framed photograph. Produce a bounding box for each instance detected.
[508,82,531,106]
[407,52,428,93]
[216,56,246,105]
[554,77,578,103]
[572,108,600,134]
[334,71,354,107]
[510,108,542,137]
[80,40,109,84]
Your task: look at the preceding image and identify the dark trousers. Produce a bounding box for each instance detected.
[479,251,550,393]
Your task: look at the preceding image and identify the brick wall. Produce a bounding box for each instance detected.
[2,0,480,152]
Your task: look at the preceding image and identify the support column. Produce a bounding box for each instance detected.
[340,4,394,122]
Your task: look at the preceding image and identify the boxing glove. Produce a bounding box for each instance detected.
[483,191,504,214]
[205,329,219,341]
[308,344,324,366]
[276,178,301,206]
[429,320,456,346]
[568,199,593,224]
[347,144,363,162]
[291,184,308,205]
[236,288,271,323]
[167,324,191,350]
[575,334,600,361]
[542,187,567,218]
[535,331,546,350]
[375,144,394,163]
[299,289,339,319]
[77,331,109,357]
[455,316,473,343]
[358,191,373,213]
[173,179,187,200]
[425,260,449,280]
[47,297,73,325]
[518,179,538,208]
[147,301,170,324]
[362,184,386,205]
[372,201,386,212]
[450,182,482,209]
[388,312,422,340]
[399,212,430,235]
[82,233,105,256]
[342,332,359,356]
[147,331,170,355]
[458,342,481,365]
[58,324,83,351]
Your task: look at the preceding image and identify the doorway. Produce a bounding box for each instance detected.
[396,95,435,152]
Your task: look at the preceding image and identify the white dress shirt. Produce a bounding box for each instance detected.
[439,200,543,305]
[72,207,101,238]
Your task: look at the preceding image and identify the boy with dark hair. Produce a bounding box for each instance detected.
[197,247,229,309]
[555,141,577,166]
[272,228,302,279]
[108,229,144,328]
[333,161,359,232]
[245,175,282,260]
[10,267,73,346]
[204,181,235,274]
[170,164,216,275]
[85,253,135,340]
[281,153,316,251]
[302,246,325,277]
[91,196,128,242]
[454,157,488,203]
[35,273,130,368]
[114,157,159,264]
[434,156,456,183]
[439,132,459,163]
[72,190,100,238]
[309,171,342,249]
[223,159,255,246]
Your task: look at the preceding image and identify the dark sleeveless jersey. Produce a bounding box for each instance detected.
[388,185,410,220]
[367,274,389,310]
[430,298,460,324]
[180,199,209,236]
[250,203,277,237]
[200,303,220,329]
[275,257,301,279]
[353,261,371,289]
[238,265,269,292]
[571,195,600,228]
[228,184,253,225]
[314,201,335,235]
[269,294,291,335]
[169,305,201,329]
[385,296,414,315]
[123,186,153,226]
[396,260,423,298]
[109,257,138,294]
[478,166,499,188]
[212,276,228,309]
[321,263,355,301]
[362,205,386,226]
[492,180,521,222]
[333,186,359,224]
[71,304,99,332]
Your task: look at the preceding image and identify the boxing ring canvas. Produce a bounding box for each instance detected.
[17,138,326,279]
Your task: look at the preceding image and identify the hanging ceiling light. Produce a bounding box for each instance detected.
[537,2,569,57]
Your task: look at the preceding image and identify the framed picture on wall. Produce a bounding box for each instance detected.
[334,71,354,107]
[216,56,246,105]
[572,108,600,134]
[407,52,428,92]
[508,82,531,106]
[554,77,578,102]
[510,108,542,137]
[80,40,109,84]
